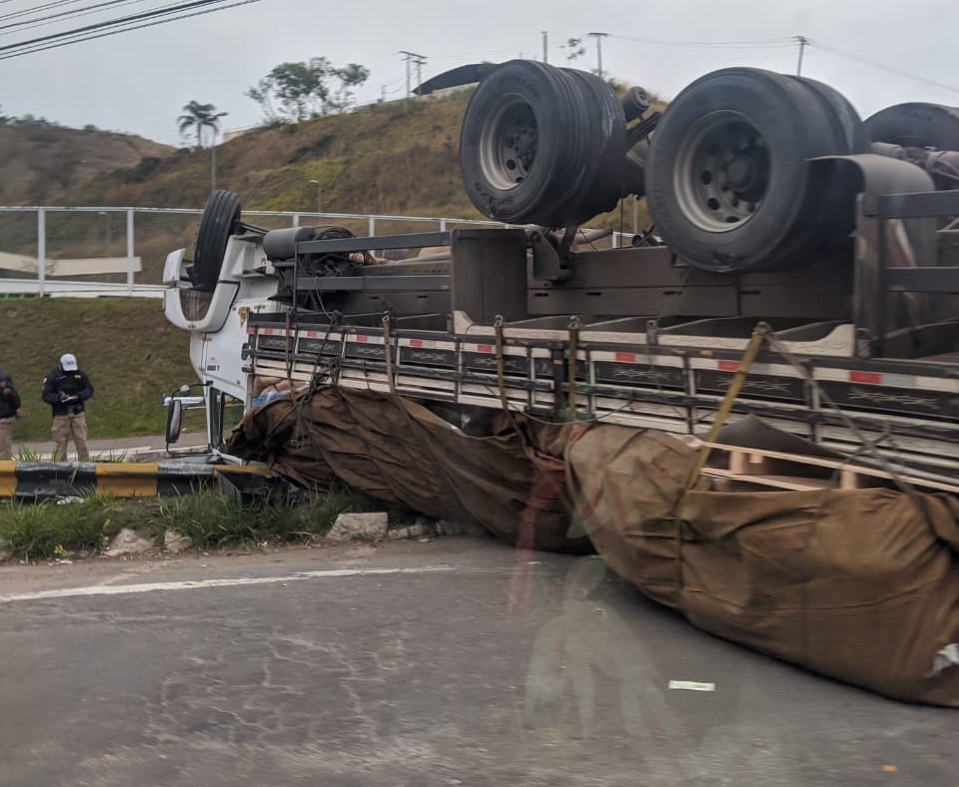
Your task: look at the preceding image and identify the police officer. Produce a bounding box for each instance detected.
[0,367,22,460]
[42,353,94,461]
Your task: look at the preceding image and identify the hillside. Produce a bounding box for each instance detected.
[0,125,173,205]
[0,298,194,443]
[69,94,483,219]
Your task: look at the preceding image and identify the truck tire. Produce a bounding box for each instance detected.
[865,102,959,151]
[560,68,628,223]
[647,68,858,273]
[192,190,242,291]
[777,77,867,248]
[460,60,621,228]
[796,76,868,153]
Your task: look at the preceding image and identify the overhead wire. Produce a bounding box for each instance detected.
[807,38,959,97]
[0,0,153,34]
[0,0,266,58]
[607,32,959,97]
[608,33,797,49]
[0,0,85,24]
[0,0,240,53]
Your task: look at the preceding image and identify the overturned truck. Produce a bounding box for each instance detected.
[164,62,959,705]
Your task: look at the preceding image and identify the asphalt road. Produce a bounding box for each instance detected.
[1,538,957,787]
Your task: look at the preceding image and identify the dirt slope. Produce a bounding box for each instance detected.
[0,125,173,205]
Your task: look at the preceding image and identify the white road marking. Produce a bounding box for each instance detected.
[668,680,716,692]
[0,565,457,603]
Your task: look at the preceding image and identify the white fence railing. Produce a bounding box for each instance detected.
[0,206,635,298]
[0,206,507,297]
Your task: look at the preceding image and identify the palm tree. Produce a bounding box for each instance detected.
[177,101,223,149]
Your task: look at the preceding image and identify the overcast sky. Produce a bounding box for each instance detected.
[1,0,958,145]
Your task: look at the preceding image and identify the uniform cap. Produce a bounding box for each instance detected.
[60,353,78,371]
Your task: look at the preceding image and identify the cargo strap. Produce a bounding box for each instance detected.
[675,325,768,509]
[668,325,767,606]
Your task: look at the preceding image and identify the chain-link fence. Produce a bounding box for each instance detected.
[0,207,514,295]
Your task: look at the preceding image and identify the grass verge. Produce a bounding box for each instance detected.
[0,484,384,562]
[0,495,120,561]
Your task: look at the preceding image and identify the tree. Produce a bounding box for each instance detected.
[245,58,370,122]
[563,37,586,63]
[177,101,223,149]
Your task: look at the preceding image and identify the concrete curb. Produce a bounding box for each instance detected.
[0,460,272,500]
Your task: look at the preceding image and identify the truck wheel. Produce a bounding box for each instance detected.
[560,68,628,223]
[865,102,959,151]
[647,68,858,273]
[796,76,868,152]
[777,77,867,247]
[192,190,242,291]
[460,60,621,227]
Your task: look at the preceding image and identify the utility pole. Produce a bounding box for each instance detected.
[399,51,425,98]
[541,30,548,64]
[587,32,608,78]
[795,35,808,76]
[414,55,426,93]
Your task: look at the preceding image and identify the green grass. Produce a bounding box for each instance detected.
[0,297,196,442]
[159,484,372,549]
[0,495,119,561]
[0,484,381,561]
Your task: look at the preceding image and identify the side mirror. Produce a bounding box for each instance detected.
[165,398,183,448]
[179,384,191,394]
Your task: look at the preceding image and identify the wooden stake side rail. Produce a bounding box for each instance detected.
[697,441,959,495]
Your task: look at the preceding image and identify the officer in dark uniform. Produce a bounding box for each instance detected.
[0,367,21,460]
[42,353,94,461]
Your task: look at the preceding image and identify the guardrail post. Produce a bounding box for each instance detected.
[37,208,46,297]
[368,216,376,237]
[126,209,135,294]
[439,218,447,232]
[292,213,300,228]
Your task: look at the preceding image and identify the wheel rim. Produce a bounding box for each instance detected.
[479,94,538,191]
[673,111,770,233]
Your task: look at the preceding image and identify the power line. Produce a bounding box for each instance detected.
[0,0,266,59]
[0,0,152,34]
[0,0,86,25]
[609,32,797,49]
[0,0,241,54]
[808,38,959,97]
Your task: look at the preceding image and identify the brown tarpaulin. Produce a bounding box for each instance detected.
[228,387,591,554]
[565,424,959,707]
